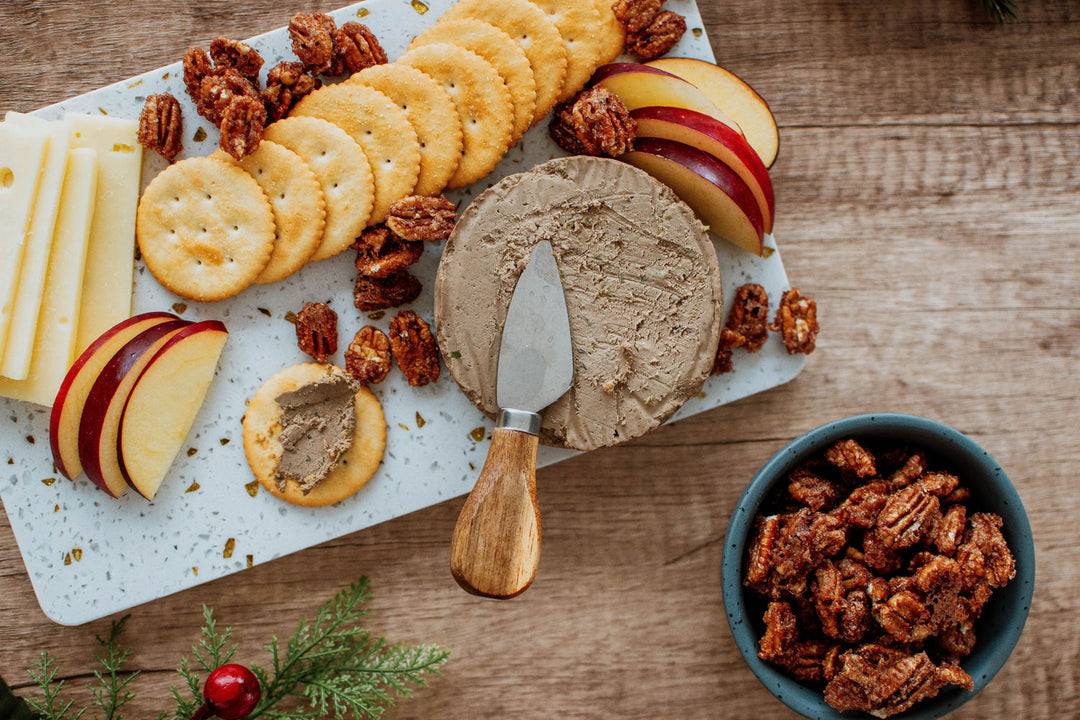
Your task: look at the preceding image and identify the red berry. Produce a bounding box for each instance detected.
[202,663,260,719]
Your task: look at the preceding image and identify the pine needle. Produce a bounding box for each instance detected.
[982,0,1018,23]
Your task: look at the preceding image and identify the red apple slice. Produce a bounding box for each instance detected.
[645,57,780,168]
[590,62,744,136]
[631,106,775,234]
[118,320,228,501]
[622,137,765,255]
[77,319,189,497]
[49,312,180,480]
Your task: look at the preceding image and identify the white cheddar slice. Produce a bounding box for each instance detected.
[0,149,98,406]
[0,123,48,361]
[1,113,70,380]
[66,113,143,355]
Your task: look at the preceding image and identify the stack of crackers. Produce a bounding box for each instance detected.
[136,0,627,303]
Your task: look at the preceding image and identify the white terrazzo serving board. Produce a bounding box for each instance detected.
[0,0,804,625]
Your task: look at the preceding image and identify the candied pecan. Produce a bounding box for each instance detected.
[295,302,337,363]
[759,601,798,661]
[825,438,877,479]
[886,451,926,488]
[824,645,972,717]
[836,480,890,528]
[182,46,214,104]
[773,640,842,683]
[863,528,903,574]
[262,61,320,122]
[386,195,458,241]
[330,22,387,75]
[550,86,636,157]
[918,471,959,497]
[209,37,264,79]
[770,287,819,355]
[218,95,266,160]
[956,512,1015,589]
[345,326,392,384]
[726,283,771,351]
[198,68,261,125]
[936,618,977,662]
[746,509,846,600]
[354,271,422,312]
[354,226,424,278]
[137,93,183,161]
[612,0,663,34]
[289,12,337,74]
[813,560,872,644]
[932,505,966,556]
[710,327,742,375]
[389,310,440,387]
[787,467,840,511]
[877,484,940,550]
[626,10,687,62]
[745,514,781,589]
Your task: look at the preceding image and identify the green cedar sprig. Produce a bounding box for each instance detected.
[982,0,1018,22]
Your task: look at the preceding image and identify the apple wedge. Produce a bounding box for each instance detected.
[622,137,765,255]
[590,62,744,136]
[118,320,228,501]
[77,319,189,497]
[631,106,775,234]
[646,57,779,168]
[49,311,180,480]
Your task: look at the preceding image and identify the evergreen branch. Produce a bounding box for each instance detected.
[982,0,1018,23]
[87,616,139,720]
[26,653,83,720]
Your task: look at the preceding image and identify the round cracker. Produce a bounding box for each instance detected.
[348,63,463,197]
[398,44,514,189]
[292,84,421,223]
[440,0,567,124]
[528,0,605,100]
[214,141,326,284]
[242,363,387,508]
[408,18,537,145]
[264,117,375,262]
[592,0,626,65]
[136,156,275,302]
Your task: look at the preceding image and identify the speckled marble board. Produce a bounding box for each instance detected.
[0,0,804,625]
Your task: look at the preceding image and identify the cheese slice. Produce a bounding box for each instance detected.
[0,123,48,361]
[66,113,143,355]
[0,149,97,406]
[0,113,70,380]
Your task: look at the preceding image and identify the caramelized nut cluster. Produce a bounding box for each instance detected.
[550,86,636,158]
[288,13,387,76]
[745,438,1016,717]
[612,0,687,62]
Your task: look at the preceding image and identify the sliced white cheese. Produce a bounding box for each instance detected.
[0,123,48,361]
[66,113,143,355]
[0,149,98,406]
[0,113,70,380]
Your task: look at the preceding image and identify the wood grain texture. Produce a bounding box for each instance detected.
[1,0,1078,718]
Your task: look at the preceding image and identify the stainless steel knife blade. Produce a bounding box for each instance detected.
[496,240,574,414]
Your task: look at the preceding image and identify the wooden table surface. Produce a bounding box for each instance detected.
[2,1,1078,718]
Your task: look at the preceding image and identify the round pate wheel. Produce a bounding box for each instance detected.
[434,156,723,452]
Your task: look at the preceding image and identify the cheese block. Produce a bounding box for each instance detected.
[434,156,723,451]
[66,113,142,355]
[0,123,48,362]
[0,149,97,405]
[1,113,70,380]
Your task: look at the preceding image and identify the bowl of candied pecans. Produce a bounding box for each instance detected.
[720,413,1034,719]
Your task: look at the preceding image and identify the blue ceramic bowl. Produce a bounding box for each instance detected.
[720,413,1035,719]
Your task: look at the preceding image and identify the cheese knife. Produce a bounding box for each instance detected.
[449,240,574,598]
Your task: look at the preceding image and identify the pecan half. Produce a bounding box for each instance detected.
[354,226,424,278]
[626,10,687,62]
[770,287,819,355]
[550,86,636,157]
[389,310,440,386]
[137,93,183,161]
[218,95,266,160]
[182,46,214,105]
[330,22,388,75]
[353,271,422,312]
[386,195,457,241]
[826,438,877,479]
[345,326,392,384]
[758,601,798,661]
[197,68,261,125]
[209,37,264,79]
[262,61,320,122]
[612,0,663,34]
[295,302,337,363]
[289,12,338,74]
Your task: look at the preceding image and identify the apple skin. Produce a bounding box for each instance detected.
[118,320,228,501]
[77,319,189,497]
[49,312,180,480]
[645,57,780,168]
[622,136,765,256]
[589,61,744,136]
[631,106,775,234]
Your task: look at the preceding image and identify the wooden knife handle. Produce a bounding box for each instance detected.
[450,426,541,598]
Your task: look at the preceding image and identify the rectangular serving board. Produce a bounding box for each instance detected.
[0,0,804,625]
